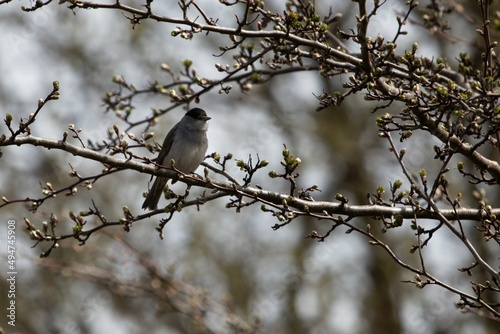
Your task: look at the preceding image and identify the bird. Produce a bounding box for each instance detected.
[142,108,210,210]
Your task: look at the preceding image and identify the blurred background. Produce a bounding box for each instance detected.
[0,1,498,333]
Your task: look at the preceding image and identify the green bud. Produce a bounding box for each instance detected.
[179,84,188,95]
[287,11,298,21]
[393,214,403,226]
[436,86,448,98]
[168,89,178,98]
[182,59,193,68]
[375,117,385,128]
[72,225,82,235]
[112,75,124,84]
[162,203,173,212]
[268,170,278,178]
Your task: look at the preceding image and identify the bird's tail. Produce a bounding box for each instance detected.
[142,177,168,210]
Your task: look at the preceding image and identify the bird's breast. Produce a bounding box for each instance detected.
[160,133,208,173]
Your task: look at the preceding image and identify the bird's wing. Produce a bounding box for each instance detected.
[156,122,178,167]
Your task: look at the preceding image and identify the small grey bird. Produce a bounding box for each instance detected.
[142,108,210,210]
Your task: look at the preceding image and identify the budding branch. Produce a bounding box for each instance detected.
[2,135,498,221]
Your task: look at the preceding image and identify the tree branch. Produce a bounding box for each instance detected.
[413,108,500,183]
[2,135,498,221]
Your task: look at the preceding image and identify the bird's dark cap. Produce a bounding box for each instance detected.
[186,108,211,121]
